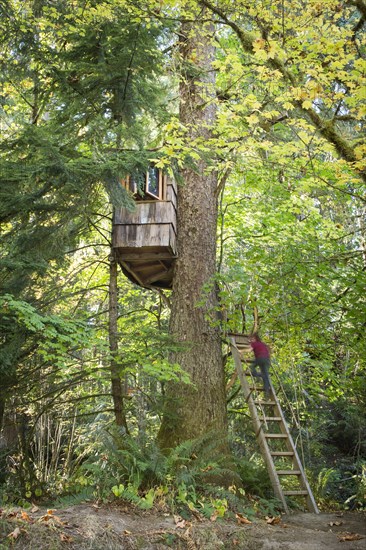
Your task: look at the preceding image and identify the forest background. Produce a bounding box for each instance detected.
[0,0,365,517]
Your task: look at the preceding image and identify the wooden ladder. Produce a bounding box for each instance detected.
[229,334,319,514]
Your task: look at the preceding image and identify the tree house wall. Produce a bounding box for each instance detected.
[112,176,177,289]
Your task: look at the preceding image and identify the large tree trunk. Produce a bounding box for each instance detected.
[158,17,227,448]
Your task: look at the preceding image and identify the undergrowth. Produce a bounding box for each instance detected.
[35,427,282,519]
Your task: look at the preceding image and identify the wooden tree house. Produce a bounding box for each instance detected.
[112,167,177,289]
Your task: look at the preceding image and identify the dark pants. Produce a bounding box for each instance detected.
[250,357,271,397]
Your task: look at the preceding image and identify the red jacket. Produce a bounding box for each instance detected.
[251,340,270,359]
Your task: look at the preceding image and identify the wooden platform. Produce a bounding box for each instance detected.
[112,175,177,289]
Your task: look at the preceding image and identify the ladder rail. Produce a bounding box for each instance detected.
[230,338,290,513]
[268,378,319,514]
[229,336,319,514]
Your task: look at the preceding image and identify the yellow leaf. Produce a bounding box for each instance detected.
[302,99,313,110]
[254,49,268,62]
[253,38,266,51]
[246,114,260,126]
[267,44,277,59]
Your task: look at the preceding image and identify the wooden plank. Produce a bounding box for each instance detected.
[119,260,146,287]
[166,178,177,207]
[228,333,251,346]
[114,201,175,225]
[116,250,175,261]
[169,224,177,254]
[166,181,177,197]
[270,452,294,456]
[119,260,173,290]
[133,261,168,272]
[113,224,172,248]
[145,267,174,285]
[283,490,309,496]
[276,470,301,475]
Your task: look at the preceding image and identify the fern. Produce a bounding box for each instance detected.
[50,487,95,508]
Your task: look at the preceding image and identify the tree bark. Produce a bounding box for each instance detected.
[158,16,228,448]
[109,250,128,431]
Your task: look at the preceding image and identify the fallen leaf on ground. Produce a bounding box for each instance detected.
[60,533,73,543]
[31,504,39,513]
[174,515,186,529]
[338,532,364,542]
[39,510,65,525]
[329,521,342,526]
[123,530,132,535]
[21,510,33,523]
[266,516,281,525]
[7,527,21,540]
[236,513,252,525]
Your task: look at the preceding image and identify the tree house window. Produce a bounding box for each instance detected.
[146,166,160,199]
[122,166,165,200]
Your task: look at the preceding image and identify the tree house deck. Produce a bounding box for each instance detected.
[112,175,177,289]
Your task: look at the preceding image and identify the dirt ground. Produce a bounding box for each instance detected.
[1,503,365,549]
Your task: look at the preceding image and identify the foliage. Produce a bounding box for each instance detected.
[70,427,270,517]
[0,0,365,515]
[312,460,366,510]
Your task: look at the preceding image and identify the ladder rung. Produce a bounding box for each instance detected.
[283,490,309,496]
[249,387,265,391]
[254,400,275,405]
[264,434,288,438]
[276,470,301,475]
[271,451,294,456]
[259,417,281,421]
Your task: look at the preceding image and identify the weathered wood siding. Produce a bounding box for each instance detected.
[114,201,177,234]
[113,223,176,253]
[113,177,177,252]
[112,176,177,289]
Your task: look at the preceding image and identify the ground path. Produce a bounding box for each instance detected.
[1,503,365,548]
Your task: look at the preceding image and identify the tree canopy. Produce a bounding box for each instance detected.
[0,0,365,513]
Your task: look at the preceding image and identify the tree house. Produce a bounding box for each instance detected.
[112,167,177,289]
